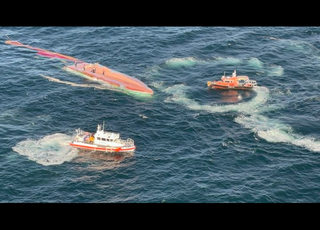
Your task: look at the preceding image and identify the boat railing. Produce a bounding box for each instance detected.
[75,128,84,136]
[74,129,94,143]
[125,138,135,147]
[245,80,257,86]
[115,138,135,147]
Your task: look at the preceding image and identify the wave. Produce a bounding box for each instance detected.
[12,133,78,166]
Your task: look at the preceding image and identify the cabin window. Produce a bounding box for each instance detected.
[97,137,101,140]
[102,138,106,141]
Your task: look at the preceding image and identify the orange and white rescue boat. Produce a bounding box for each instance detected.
[70,123,136,153]
[207,70,257,90]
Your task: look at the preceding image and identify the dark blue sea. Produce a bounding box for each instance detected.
[1,27,320,203]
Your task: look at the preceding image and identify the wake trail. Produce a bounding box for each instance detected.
[164,85,269,114]
[12,133,78,166]
[40,75,110,90]
[162,84,320,153]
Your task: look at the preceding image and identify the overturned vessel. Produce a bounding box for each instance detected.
[5,40,153,97]
[207,70,257,90]
[70,123,136,153]
[64,62,153,96]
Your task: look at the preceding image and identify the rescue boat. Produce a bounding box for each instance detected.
[69,123,136,153]
[207,70,257,90]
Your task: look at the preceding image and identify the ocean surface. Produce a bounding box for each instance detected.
[1,27,320,203]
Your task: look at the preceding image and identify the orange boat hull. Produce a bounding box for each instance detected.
[5,40,153,96]
[70,142,136,152]
[209,84,254,90]
[207,81,254,90]
[65,63,153,95]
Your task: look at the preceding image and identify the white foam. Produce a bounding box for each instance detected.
[12,133,78,166]
[165,57,204,68]
[267,37,318,53]
[267,65,284,77]
[164,85,269,114]
[143,66,161,78]
[235,114,320,153]
[163,83,320,153]
[40,75,112,90]
[165,56,244,68]
[150,81,164,89]
[162,57,284,79]
[268,36,280,41]
[214,57,285,77]
[247,58,264,69]
[216,57,243,65]
[283,39,318,53]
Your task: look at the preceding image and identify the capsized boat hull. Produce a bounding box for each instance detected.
[5,40,153,97]
[70,142,136,153]
[64,63,153,96]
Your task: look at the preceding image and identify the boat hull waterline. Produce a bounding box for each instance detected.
[207,83,255,90]
[70,142,136,153]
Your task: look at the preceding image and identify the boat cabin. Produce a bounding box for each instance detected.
[220,71,250,86]
[93,124,121,146]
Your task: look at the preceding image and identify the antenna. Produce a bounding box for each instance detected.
[102,121,105,131]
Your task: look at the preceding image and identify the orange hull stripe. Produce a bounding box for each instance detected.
[70,143,135,151]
